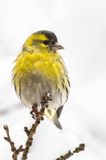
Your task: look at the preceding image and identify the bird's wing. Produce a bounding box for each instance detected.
[56,106,63,118]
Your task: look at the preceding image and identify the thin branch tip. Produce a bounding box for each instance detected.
[56,143,85,160]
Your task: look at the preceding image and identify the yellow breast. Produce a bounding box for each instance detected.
[13,51,65,82]
[12,51,70,98]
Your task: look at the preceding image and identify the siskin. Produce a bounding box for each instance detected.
[12,30,70,129]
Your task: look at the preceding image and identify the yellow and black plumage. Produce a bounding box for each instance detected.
[12,30,70,129]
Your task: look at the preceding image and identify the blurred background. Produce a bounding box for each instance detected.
[0,0,106,159]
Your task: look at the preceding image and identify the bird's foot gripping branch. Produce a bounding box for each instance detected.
[3,93,51,160]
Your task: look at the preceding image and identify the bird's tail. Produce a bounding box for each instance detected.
[44,108,62,129]
[52,113,62,129]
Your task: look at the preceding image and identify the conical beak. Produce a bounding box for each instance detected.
[52,42,64,51]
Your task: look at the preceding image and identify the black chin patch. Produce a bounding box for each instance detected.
[36,30,58,44]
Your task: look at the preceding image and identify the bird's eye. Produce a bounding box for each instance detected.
[43,40,49,45]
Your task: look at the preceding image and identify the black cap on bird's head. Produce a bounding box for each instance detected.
[37,30,58,44]
[35,30,64,51]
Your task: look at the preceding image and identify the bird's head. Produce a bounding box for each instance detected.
[23,30,64,53]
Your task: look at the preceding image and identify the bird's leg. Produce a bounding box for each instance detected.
[40,92,52,120]
[41,92,52,108]
[30,93,52,120]
[30,103,38,119]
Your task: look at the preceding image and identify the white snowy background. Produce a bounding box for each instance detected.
[0,0,106,159]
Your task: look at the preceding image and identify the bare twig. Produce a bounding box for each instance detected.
[56,143,85,160]
[4,93,51,160]
[21,93,51,160]
[3,93,85,160]
[21,106,45,160]
[4,125,24,160]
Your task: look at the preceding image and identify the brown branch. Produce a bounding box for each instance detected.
[22,93,51,160]
[4,93,51,160]
[4,125,24,160]
[56,143,85,160]
[3,93,51,160]
[3,93,85,160]
[21,105,45,160]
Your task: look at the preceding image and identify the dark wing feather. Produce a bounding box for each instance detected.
[56,106,63,118]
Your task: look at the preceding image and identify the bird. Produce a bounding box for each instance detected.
[12,30,70,129]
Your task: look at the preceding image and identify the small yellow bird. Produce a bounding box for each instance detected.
[12,30,70,129]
